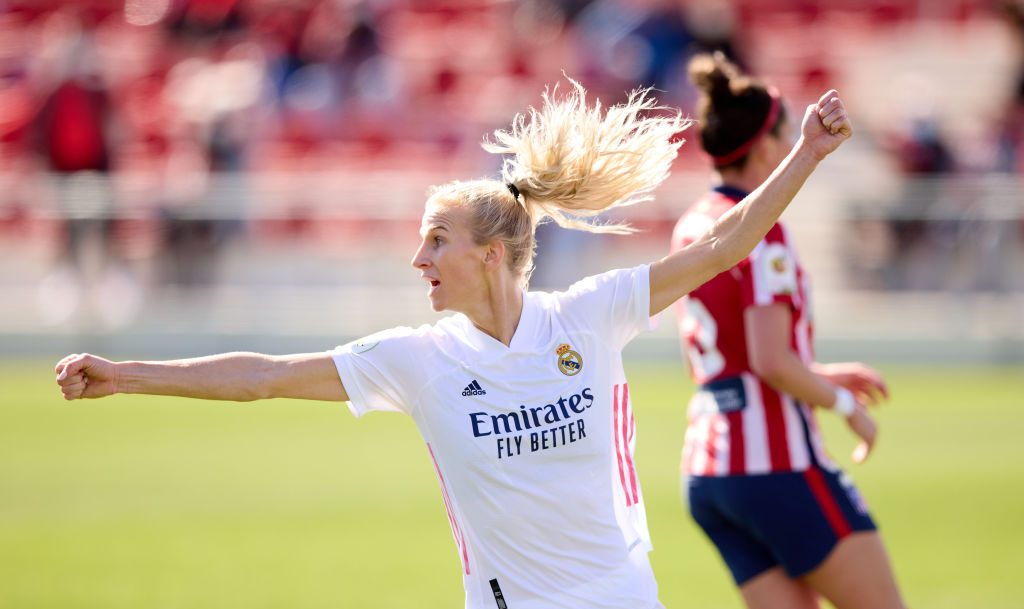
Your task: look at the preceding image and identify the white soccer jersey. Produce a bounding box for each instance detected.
[331,265,660,609]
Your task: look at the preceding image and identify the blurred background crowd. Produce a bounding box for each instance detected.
[0,0,1022,361]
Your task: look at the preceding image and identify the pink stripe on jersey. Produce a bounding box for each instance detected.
[613,385,629,503]
[427,443,470,575]
[623,384,639,505]
[759,380,792,472]
[613,384,639,506]
[622,390,630,448]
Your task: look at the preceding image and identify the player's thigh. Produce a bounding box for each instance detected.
[739,566,819,609]
[801,531,905,609]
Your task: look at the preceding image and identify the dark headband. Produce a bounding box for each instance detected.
[711,86,782,167]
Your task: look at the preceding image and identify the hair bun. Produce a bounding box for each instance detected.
[688,51,738,103]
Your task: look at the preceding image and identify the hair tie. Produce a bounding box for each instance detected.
[711,87,782,167]
[506,182,521,201]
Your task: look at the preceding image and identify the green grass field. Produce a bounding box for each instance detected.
[2,360,1022,609]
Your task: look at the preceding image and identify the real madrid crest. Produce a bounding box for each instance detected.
[556,343,583,376]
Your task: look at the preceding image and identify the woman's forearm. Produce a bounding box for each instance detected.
[650,91,849,315]
[752,348,842,408]
[746,304,848,411]
[649,142,821,314]
[709,141,820,270]
[116,352,279,401]
[56,351,345,402]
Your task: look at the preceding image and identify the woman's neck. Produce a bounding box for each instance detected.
[715,169,768,195]
[465,280,524,347]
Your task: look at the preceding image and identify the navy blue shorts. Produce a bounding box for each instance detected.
[685,467,876,585]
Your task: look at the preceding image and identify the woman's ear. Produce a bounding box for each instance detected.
[483,240,506,270]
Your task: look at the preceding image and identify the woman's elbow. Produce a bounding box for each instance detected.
[249,376,289,401]
[239,386,272,401]
[243,361,282,401]
[703,236,744,278]
[217,383,269,402]
[749,353,787,385]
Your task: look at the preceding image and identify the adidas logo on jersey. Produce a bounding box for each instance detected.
[462,380,487,396]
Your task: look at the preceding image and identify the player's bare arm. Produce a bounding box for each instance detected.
[746,304,848,406]
[55,352,347,402]
[745,305,889,409]
[649,90,851,316]
[746,303,880,462]
[811,361,890,406]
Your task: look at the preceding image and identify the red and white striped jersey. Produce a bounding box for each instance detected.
[672,186,832,476]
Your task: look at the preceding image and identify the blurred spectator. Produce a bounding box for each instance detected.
[856,113,959,291]
[896,116,955,175]
[30,11,135,326]
[685,0,744,67]
[630,0,694,92]
[167,0,244,40]
[35,28,112,174]
[994,103,1024,174]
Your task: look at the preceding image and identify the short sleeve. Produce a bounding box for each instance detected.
[331,325,432,417]
[741,233,799,309]
[558,264,656,349]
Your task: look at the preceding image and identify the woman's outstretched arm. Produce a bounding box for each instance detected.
[649,89,852,315]
[55,351,347,402]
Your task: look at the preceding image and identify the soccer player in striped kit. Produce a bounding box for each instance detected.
[56,77,852,609]
[672,53,906,609]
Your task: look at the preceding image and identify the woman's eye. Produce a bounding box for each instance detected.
[434,236,443,246]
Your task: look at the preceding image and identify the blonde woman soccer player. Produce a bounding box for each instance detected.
[672,53,905,609]
[56,79,852,609]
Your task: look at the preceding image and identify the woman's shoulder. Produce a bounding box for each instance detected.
[538,265,649,317]
[337,321,449,356]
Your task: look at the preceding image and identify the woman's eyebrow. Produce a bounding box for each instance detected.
[420,223,450,238]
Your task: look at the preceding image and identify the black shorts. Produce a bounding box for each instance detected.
[685,466,877,585]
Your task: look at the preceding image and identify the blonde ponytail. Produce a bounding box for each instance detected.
[484,78,692,234]
[427,78,691,288]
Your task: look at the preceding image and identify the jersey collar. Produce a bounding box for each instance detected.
[459,290,541,355]
[712,184,749,203]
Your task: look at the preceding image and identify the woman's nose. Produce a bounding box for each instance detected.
[411,243,430,269]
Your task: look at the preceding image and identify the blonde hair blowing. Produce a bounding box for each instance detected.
[430,79,690,286]
[486,78,691,233]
